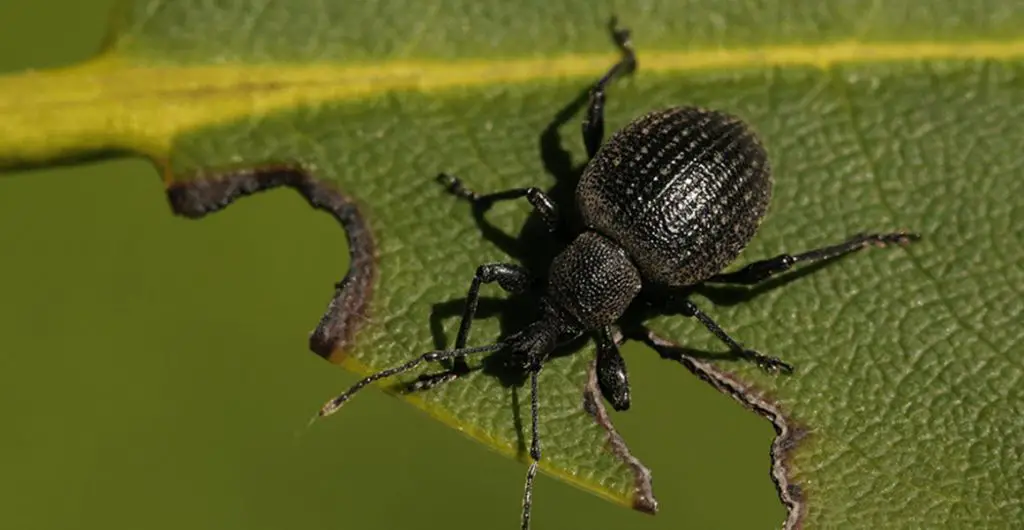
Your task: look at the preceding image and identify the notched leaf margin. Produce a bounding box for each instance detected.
[161,161,654,508]
[165,163,377,359]
[583,359,659,514]
[641,329,807,529]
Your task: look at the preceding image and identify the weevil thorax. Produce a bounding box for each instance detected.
[577,106,773,287]
[544,231,642,331]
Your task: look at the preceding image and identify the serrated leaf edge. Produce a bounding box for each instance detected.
[641,330,808,529]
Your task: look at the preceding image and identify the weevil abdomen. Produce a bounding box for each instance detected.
[577,106,772,287]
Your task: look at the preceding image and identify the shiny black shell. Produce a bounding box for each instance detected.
[577,106,772,287]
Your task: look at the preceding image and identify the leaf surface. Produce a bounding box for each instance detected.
[1,1,1022,527]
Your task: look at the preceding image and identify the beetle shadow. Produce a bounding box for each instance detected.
[439,86,592,273]
[691,257,836,307]
[421,88,594,375]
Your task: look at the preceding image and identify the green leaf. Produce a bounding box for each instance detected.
[1,1,1022,527]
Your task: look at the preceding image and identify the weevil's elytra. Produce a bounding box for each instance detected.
[579,107,771,286]
[317,18,920,530]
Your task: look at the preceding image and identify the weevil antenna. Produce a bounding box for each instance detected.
[520,358,544,530]
[316,343,505,419]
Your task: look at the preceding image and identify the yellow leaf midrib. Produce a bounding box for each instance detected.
[1,39,1022,166]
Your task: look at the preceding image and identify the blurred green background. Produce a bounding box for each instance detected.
[0,1,781,528]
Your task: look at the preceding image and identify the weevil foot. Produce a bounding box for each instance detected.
[436,173,480,202]
[744,350,794,375]
[607,17,636,74]
[404,370,462,393]
[853,231,922,248]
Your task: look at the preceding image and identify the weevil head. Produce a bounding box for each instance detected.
[505,318,561,369]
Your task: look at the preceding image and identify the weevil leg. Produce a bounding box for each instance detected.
[595,326,631,411]
[436,173,561,233]
[678,299,794,374]
[582,17,638,159]
[407,262,534,392]
[317,342,505,418]
[708,231,920,285]
[520,361,543,530]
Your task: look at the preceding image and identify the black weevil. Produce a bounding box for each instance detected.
[317,20,918,529]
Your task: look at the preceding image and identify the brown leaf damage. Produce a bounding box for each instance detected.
[582,359,659,514]
[165,163,376,361]
[640,329,807,529]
